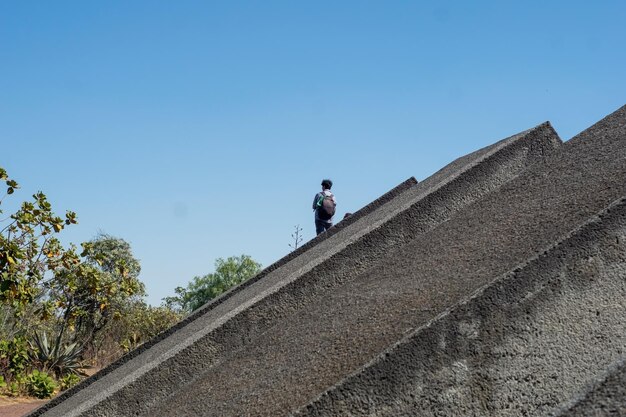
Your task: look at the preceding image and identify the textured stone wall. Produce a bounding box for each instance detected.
[554,359,626,417]
[30,105,626,417]
[32,121,560,417]
[295,198,626,417]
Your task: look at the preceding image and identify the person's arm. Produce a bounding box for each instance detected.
[313,193,319,210]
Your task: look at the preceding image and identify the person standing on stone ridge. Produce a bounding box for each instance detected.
[313,179,337,235]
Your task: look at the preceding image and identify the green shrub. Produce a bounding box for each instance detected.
[29,331,87,378]
[0,336,29,378]
[0,336,30,394]
[8,381,21,396]
[6,373,27,396]
[60,372,81,391]
[26,370,57,398]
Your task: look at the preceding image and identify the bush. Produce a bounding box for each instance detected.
[87,302,181,366]
[28,332,86,378]
[60,373,81,391]
[7,380,22,396]
[0,336,29,384]
[26,370,57,399]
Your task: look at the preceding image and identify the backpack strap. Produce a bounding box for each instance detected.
[316,193,325,208]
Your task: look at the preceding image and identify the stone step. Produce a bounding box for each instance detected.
[285,105,626,417]
[31,177,418,417]
[32,121,561,417]
[294,197,626,417]
[151,106,625,417]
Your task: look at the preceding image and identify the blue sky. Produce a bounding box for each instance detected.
[1,1,625,305]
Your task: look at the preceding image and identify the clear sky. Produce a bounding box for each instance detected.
[1,1,625,305]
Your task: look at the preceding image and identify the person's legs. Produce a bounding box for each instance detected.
[315,219,325,235]
[315,220,332,235]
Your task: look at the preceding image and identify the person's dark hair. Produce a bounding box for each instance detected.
[321,179,333,189]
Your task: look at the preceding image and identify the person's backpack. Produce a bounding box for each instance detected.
[316,193,336,220]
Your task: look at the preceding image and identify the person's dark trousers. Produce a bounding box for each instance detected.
[315,219,332,235]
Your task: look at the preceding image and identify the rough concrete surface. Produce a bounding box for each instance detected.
[143,108,626,416]
[30,121,560,417]
[294,197,626,417]
[29,176,417,416]
[554,358,626,417]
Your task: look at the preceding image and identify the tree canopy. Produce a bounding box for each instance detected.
[0,167,79,318]
[45,233,146,350]
[164,255,262,314]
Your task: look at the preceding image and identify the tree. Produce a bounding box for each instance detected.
[164,255,262,314]
[45,233,145,351]
[0,167,184,388]
[108,301,181,353]
[0,167,79,323]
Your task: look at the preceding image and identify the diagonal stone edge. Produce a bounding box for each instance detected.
[188,176,418,318]
[291,196,626,417]
[121,122,562,416]
[26,176,418,416]
[30,121,561,417]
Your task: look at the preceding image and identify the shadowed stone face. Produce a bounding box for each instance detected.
[30,105,626,417]
[289,106,626,417]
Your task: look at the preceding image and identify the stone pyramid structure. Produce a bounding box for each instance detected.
[31,105,626,417]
